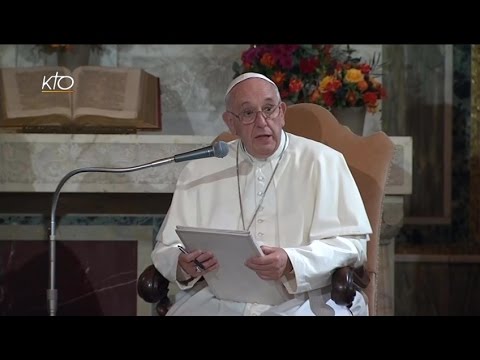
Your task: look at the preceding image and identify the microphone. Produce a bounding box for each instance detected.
[47,141,228,316]
[174,140,229,163]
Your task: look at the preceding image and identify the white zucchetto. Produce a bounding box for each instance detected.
[225,72,276,100]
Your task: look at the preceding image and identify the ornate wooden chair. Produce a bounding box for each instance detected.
[137,103,394,316]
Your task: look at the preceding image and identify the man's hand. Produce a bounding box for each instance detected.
[178,250,219,278]
[245,245,293,280]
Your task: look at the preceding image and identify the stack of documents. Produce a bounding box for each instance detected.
[175,226,289,305]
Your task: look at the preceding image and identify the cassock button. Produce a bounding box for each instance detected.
[257,191,263,196]
[257,232,264,237]
[257,219,263,223]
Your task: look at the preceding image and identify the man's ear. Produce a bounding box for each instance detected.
[222,112,237,135]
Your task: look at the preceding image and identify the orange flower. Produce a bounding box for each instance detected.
[260,53,275,68]
[271,71,286,86]
[310,89,321,103]
[357,80,369,92]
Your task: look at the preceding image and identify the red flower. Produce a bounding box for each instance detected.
[362,92,378,106]
[289,78,303,94]
[322,92,336,107]
[299,57,320,74]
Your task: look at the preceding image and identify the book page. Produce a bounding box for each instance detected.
[0,67,72,121]
[72,66,140,121]
[175,226,290,305]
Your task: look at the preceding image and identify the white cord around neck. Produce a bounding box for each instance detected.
[236,132,288,231]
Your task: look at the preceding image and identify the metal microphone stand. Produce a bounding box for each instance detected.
[47,156,174,316]
[47,141,228,316]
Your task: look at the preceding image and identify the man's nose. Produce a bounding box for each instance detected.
[253,111,268,126]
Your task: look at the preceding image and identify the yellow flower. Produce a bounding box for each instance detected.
[344,68,364,83]
[319,75,335,92]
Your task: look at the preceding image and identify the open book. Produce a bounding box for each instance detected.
[175,226,290,305]
[0,66,161,130]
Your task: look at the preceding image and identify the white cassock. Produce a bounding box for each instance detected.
[152,130,372,316]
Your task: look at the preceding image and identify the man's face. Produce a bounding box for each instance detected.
[222,78,286,159]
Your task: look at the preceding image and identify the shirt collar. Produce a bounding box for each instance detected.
[240,130,288,164]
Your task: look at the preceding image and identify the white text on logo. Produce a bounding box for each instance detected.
[41,72,74,92]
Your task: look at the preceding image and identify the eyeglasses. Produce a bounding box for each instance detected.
[227,102,282,125]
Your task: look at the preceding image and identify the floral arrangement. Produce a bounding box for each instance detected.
[232,44,386,113]
[232,44,334,104]
[314,46,387,113]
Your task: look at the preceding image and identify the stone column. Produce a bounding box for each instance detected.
[377,196,404,316]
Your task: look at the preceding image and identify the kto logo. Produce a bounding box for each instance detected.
[41,72,74,93]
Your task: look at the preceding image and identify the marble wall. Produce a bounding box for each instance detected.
[0,44,383,136]
[0,216,160,316]
[0,134,213,192]
[1,239,137,316]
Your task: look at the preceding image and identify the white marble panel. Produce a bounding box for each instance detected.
[0,134,214,193]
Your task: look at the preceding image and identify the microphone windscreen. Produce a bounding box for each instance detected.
[212,141,229,158]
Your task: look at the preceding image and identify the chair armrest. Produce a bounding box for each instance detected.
[137,264,370,314]
[331,265,370,307]
[137,265,171,316]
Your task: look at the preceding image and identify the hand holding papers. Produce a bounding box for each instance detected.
[175,226,290,305]
[177,245,206,273]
